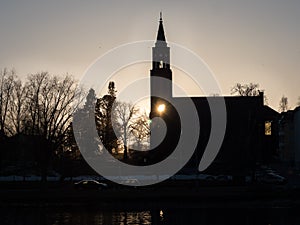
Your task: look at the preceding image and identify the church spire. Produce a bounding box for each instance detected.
[152,12,170,70]
[156,12,166,42]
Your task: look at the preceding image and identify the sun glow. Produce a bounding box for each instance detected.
[157,104,166,113]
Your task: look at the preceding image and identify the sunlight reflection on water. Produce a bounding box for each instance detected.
[49,210,152,225]
[1,206,300,225]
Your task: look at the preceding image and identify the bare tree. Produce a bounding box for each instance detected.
[8,78,27,135]
[28,73,84,146]
[0,68,17,137]
[0,68,17,172]
[231,82,269,105]
[279,95,289,113]
[113,102,138,160]
[231,83,260,96]
[0,68,85,180]
[130,112,150,151]
[24,72,84,181]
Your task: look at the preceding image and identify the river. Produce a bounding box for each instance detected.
[1,205,299,225]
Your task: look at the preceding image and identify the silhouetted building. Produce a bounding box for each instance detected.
[279,106,300,169]
[148,14,278,178]
[261,106,280,164]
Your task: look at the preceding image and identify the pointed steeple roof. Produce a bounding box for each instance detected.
[156,12,166,42]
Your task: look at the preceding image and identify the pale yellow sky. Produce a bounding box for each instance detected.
[1,0,300,110]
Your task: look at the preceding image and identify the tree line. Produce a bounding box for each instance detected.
[0,69,149,180]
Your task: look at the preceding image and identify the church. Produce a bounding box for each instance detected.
[146,14,278,179]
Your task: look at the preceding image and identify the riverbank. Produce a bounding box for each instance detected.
[1,184,299,209]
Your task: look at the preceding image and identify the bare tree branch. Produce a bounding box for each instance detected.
[279,95,289,113]
[231,83,260,96]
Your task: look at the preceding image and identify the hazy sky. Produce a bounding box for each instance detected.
[0,0,300,110]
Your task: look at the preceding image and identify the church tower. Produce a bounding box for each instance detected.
[150,13,173,118]
[149,13,180,163]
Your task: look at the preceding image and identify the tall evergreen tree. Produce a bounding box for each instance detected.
[95,82,119,154]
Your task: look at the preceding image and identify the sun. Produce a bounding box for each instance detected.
[157,104,166,113]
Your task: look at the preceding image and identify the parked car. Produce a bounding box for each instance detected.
[216,175,232,182]
[197,174,232,182]
[121,178,141,188]
[197,174,216,181]
[256,173,287,185]
[74,180,108,190]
